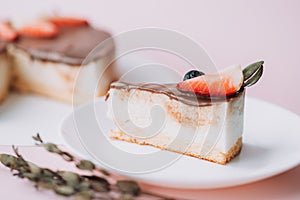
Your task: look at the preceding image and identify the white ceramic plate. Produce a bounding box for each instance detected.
[60,97,300,189]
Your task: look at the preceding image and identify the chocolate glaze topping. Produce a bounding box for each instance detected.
[110,82,244,107]
[0,41,7,53]
[14,25,114,65]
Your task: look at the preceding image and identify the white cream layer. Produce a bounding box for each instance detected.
[8,46,116,105]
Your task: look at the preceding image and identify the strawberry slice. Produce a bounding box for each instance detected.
[48,17,88,27]
[0,21,18,42]
[19,21,58,38]
[177,65,244,96]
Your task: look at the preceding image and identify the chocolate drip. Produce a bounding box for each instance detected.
[0,41,7,53]
[110,82,244,106]
[14,25,114,65]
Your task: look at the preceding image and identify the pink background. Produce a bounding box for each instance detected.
[1,0,299,115]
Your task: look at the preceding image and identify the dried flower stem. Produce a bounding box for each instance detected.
[0,134,176,200]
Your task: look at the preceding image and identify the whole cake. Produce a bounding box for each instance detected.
[0,17,116,104]
[106,62,264,164]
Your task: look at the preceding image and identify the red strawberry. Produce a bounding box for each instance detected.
[177,65,244,96]
[0,21,18,41]
[19,21,58,38]
[48,17,88,27]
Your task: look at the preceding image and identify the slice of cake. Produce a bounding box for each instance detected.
[0,41,11,102]
[8,18,116,104]
[106,62,263,164]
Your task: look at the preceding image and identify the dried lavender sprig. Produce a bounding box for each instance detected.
[32,133,109,176]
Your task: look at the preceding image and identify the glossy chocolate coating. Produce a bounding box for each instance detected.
[14,25,114,65]
[110,82,244,107]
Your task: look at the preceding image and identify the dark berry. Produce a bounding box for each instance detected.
[183,70,205,81]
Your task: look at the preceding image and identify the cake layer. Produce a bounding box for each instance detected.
[107,82,245,164]
[9,46,116,104]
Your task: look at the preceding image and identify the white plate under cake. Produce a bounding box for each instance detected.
[60,95,300,189]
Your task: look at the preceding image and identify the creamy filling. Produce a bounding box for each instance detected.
[107,86,244,153]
